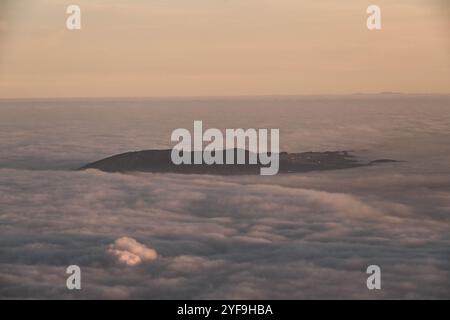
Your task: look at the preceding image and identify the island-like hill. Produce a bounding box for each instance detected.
[78,149,399,175]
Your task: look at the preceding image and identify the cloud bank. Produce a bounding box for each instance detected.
[0,96,449,299]
[0,167,449,299]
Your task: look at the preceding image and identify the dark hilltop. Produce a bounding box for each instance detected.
[79,149,399,175]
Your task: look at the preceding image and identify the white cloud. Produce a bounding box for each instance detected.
[108,237,157,266]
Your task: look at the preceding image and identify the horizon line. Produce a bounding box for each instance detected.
[1,92,450,101]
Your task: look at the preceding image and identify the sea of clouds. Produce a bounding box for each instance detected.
[0,96,449,298]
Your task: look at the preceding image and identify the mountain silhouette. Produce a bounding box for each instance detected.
[79,149,399,175]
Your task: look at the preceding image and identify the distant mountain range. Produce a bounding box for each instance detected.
[79,149,399,175]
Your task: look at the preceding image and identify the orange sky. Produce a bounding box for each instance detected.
[0,0,448,98]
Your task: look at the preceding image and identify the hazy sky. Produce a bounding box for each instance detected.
[0,0,448,98]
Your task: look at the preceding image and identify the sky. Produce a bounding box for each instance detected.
[0,0,449,98]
